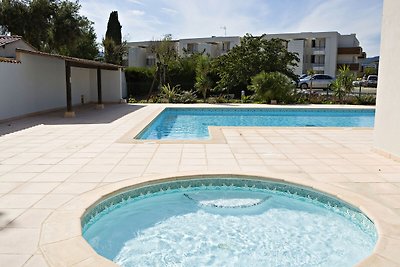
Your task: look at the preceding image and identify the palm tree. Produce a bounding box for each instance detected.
[332,65,354,103]
[195,55,212,102]
[307,69,315,99]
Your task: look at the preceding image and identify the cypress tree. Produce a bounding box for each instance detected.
[105,11,122,45]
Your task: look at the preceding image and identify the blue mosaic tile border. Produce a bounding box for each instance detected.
[81,176,376,236]
[164,107,375,114]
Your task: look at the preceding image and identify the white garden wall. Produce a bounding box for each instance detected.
[374,0,400,158]
[0,53,65,121]
[0,52,123,121]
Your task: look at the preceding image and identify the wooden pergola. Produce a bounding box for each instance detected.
[64,59,121,117]
[16,49,121,117]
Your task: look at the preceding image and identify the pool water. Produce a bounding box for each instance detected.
[137,108,375,140]
[82,178,377,267]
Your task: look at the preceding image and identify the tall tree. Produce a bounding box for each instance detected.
[105,11,121,46]
[212,34,299,94]
[103,11,124,64]
[0,0,98,59]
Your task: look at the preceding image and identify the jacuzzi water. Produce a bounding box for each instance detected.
[137,108,375,140]
[82,178,377,267]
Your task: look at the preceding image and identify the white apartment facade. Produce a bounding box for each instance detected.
[127,36,240,68]
[264,32,364,77]
[126,32,364,78]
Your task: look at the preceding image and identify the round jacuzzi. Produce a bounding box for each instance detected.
[82,177,377,267]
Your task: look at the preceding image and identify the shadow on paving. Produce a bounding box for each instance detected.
[0,104,145,136]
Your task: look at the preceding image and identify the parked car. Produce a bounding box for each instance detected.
[352,75,378,88]
[297,74,335,89]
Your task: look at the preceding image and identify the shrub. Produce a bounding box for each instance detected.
[125,67,155,97]
[248,71,294,103]
[178,90,198,103]
[159,84,181,103]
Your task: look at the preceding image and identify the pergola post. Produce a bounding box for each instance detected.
[96,68,104,109]
[64,61,75,117]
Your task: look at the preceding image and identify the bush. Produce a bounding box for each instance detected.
[248,71,294,103]
[355,95,376,105]
[125,67,155,98]
[178,90,197,103]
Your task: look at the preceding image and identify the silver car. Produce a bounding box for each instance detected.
[298,74,334,89]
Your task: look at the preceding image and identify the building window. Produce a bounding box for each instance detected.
[222,42,230,51]
[311,39,316,48]
[187,43,198,53]
[146,58,156,67]
[311,55,316,64]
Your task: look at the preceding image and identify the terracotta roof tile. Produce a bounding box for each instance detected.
[0,57,21,64]
[0,35,22,46]
[16,49,122,70]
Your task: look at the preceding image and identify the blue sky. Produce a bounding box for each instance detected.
[80,0,383,56]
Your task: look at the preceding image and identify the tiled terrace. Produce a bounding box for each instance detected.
[0,103,399,266]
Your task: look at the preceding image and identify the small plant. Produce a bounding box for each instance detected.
[178,90,197,103]
[159,84,182,103]
[332,65,354,103]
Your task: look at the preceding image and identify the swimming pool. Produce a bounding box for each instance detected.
[136,108,375,140]
[82,177,377,267]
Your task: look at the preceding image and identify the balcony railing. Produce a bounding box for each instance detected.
[338,47,362,55]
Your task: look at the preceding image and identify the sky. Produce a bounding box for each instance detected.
[80,0,383,57]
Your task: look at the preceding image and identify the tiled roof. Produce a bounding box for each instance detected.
[0,35,22,46]
[16,49,122,70]
[0,57,21,64]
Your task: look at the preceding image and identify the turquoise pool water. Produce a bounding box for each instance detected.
[82,178,377,267]
[137,108,375,140]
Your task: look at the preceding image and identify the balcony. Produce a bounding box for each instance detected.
[312,47,326,55]
[312,64,325,71]
[337,63,360,71]
[338,47,363,55]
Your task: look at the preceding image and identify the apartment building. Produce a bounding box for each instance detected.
[264,32,364,77]
[126,36,240,67]
[126,32,364,77]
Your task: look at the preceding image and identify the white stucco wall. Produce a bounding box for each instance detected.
[287,40,305,76]
[0,52,123,121]
[0,40,35,58]
[71,67,95,105]
[0,53,65,121]
[374,0,400,158]
[101,69,122,102]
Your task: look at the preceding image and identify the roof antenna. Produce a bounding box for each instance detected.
[220,26,227,36]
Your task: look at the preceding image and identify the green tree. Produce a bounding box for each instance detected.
[105,11,122,46]
[149,34,179,87]
[248,71,294,103]
[212,34,299,95]
[332,65,354,103]
[195,55,212,102]
[0,0,98,59]
[103,11,125,64]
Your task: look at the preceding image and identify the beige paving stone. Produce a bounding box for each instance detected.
[66,172,107,183]
[30,172,72,182]
[0,254,31,267]
[344,173,385,183]
[0,228,40,254]
[0,182,22,193]
[378,195,400,209]
[12,209,53,228]
[12,182,60,194]
[0,194,43,209]
[0,208,25,228]
[33,194,74,209]
[23,254,49,267]
[0,172,38,182]
[52,183,98,195]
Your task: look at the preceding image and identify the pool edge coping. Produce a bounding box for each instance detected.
[39,170,400,267]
